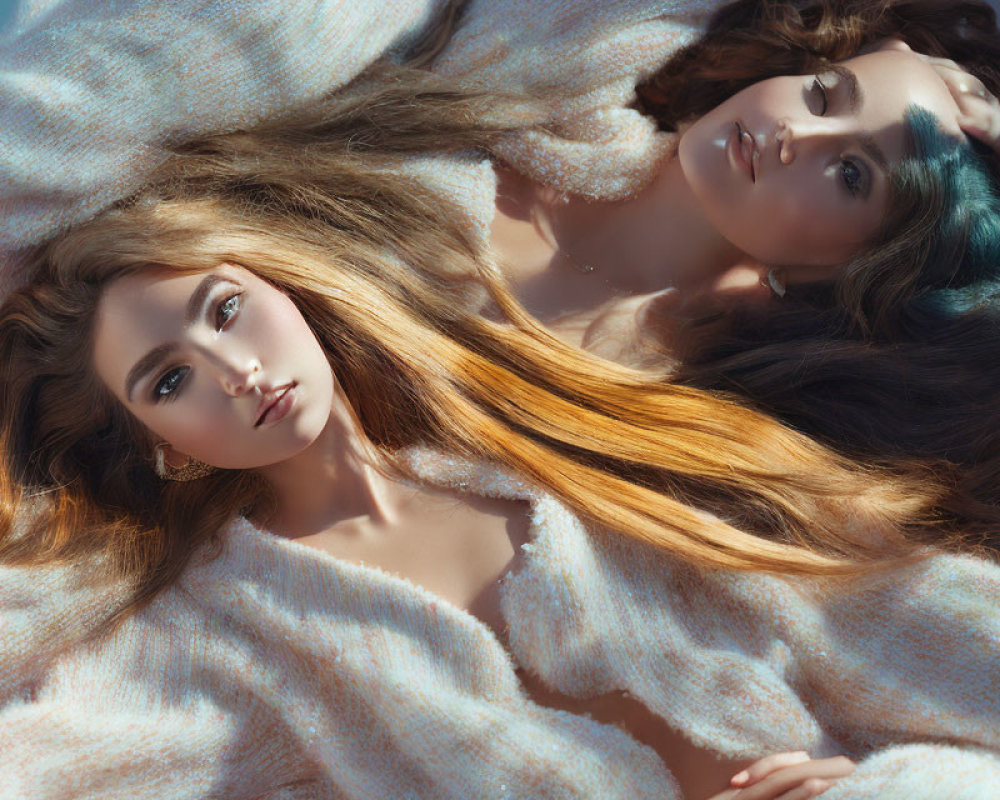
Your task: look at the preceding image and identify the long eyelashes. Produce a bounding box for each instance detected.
[215,292,242,331]
[150,292,243,403]
[152,366,190,402]
[840,159,864,196]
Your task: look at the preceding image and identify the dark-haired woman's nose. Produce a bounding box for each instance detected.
[774,117,834,165]
[775,118,797,164]
[220,357,262,396]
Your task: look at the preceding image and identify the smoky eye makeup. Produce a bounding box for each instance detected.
[807,65,859,117]
[198,277,243,327]
[210,289,244,331]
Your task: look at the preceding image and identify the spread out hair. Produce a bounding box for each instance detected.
[0,68,951,621]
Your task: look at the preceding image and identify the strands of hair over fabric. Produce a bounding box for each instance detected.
[0,68,943,619]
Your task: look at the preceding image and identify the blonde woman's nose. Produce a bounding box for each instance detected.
[220,357,261,396]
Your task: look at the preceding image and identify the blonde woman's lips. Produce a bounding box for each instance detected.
[255,383,296,427]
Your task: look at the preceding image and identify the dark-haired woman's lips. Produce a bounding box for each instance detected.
[728,121,757,182]
[255,383,297,427]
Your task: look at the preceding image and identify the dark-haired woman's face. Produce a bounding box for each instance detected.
[677,43,963,279]
[92,263,335,469]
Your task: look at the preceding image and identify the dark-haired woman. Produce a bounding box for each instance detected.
[420,0,1000,531]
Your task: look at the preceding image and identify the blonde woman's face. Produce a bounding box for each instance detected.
[93,263,334,469]
[676,43,963,277]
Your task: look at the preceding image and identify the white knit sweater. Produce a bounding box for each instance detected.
[1,451,998,798]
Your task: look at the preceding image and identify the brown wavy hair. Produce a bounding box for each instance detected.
[0,68,949,620]
[637,0,1000,130]
[637,0,1000,334]
[629,0,1000,531]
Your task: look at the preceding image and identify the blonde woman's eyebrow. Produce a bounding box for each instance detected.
[185,274,226,324]
[125,342,176,401]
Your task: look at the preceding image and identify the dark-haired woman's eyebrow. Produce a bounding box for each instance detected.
[827,64,862,113]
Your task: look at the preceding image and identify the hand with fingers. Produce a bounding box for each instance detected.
[917,53,1000,153]
[705,750,856,800]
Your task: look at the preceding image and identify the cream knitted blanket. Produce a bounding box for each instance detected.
[0,451,998,798]
[0,0,449,289]
[0,0,715,292]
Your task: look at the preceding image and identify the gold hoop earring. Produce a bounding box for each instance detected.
[153,443,218,482]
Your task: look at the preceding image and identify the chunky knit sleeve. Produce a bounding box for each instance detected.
[0,517,683,799]
[489,486,1000,782]
[434,0,721,200]
[402,451,1000,792]
[824,744,1000,799]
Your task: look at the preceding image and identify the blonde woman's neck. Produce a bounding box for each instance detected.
[256,381,403,538]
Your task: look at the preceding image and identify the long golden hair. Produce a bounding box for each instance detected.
[0,68,943,617]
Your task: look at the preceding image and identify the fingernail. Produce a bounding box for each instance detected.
[731,770,750,786]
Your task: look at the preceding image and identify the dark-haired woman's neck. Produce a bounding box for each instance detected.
[551,155,744,292]
[491,156,746,330]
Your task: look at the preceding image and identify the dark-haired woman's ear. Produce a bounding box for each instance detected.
[917,53,1000,156]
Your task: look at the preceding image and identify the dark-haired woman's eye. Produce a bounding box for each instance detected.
[215,293,242,331]
[809,75,829,115]
[153,366,190,403]
[840,159,865,196]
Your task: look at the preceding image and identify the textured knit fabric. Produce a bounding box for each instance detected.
[0,0,450,290]
[0,0,715,292]
[410,453,1000,798]
[1,451,999,798]
[3,2,1000,796]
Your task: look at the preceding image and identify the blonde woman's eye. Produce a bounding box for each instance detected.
[153,366,190,403]
[215,293,242,330]
[810,75,829,115]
